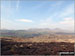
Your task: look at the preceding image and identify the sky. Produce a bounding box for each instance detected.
[1,0,74,32]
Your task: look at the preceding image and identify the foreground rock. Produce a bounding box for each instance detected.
[1,37,74,55]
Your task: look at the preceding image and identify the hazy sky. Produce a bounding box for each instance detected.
[1,0,74,31]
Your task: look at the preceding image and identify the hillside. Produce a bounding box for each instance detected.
[0,29,75,55]
[0,34,75,43]
[1,37,74,55]
[0,29,75,37]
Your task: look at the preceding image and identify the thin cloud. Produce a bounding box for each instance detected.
[38,17,74,32]
[16,0,20,10]
[59,18,74,25]
[51,1,64,7]
[58,17,74,32]
[32,2,48,10]
[17,19,33,23]
[58,4,74,18]
[48,3,74,20]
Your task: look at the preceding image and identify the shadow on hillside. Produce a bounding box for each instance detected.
[1,38,74,55]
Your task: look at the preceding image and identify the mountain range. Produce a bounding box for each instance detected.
[0,28,75,37]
